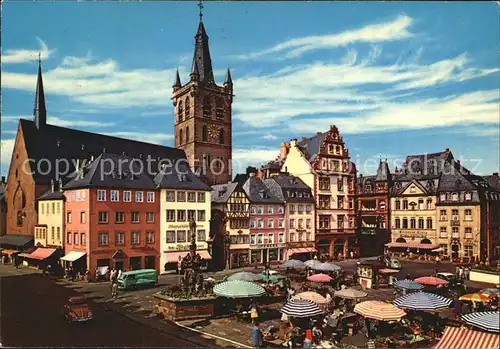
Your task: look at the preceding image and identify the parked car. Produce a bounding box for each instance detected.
[436,272,463,287]
[63,296,92,323]
[117,269,158,290]
[386,258,401,269]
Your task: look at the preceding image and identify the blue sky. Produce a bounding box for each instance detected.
[1,1,499,177]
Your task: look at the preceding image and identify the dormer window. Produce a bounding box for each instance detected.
[465,192,472,201]
[365,183,372,192]
[178,174,190,182]
[81,144,85,151]
[219,189,227,197]
[452,192,459,201]
[409,186,416,193]
[328,144,334,154]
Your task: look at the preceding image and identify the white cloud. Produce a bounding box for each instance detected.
[2,38,54,64]
[234,15,414,60]
[261,134,278,140]
[104,132,174,145]
[1,115,115,128]
[232,147,280,173]
[0,139,15,175]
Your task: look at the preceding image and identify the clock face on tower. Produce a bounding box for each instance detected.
[208,124,219,141]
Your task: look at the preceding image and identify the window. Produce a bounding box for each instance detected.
[146,212,155,223]
[464,209,472,221]
[402,218,408,229]
[267,219,274,228]
[465,227,473,239]
[202,125,208,141]
[116,231,125,245]
[290,233,296,242]
[464,245,473,257]
[306,205,312,213]
[306,218,311,229]
[379,201,386,210]
[146,231,155,243]
[67,211,72,223]
[418,199,424,210]
[57,202,60,214]
[98,211,109,224]
[257,234,263,244]
[337,179,344,192]
[219,128,224,144]
[131,231,140,245]
[187,192,196,202]
[439,244,448,255]
[130,212,139,223]
[196,230,205,242]
[418,218,424,229]
[197,210,206,221]
[166,191,175,202]
[257,219,264,228]
[98,232,109,246]
[298,218,304,229]
[166,210,175,222]
[80,211,86,224]
[452,193,459,201]
[250,234,256,244]
[115,211,125,223]
[319,196,330,209]
[395,218,401,229]
[395,200,401,210]
[452,227,459,239]
[74,232,79,245]
[452,209,459,221]
[179,129,183,144]
[440,193,446,201]
[298,232,304,241]
[319,177,330,190]
[267,233,274,244]
[56,227,61,241]
[250,219,256,228]
[80,232,86,245]
[256,205,264,214]
[337,215,344,229]
[187,210,196,221]
[176,230,186,243]
[197,192,206,202]
[289,205,295,214]
[50,226,54,240]
[403,200,408,210]
[51,203,55,214]
[177,210,186,221]
[67,232,72,244]
[250,206,257,214]
[426,217,433,229]
[465,192,472,201]
[440,227,447,238]
[166,231,175,243]
[146,192,155,203]
[410,218,416,229]
[123,191,131,202]
[135,191,144,202]
[41,203,44,215]
[290,219,295,229]
[319,215,330,229]
[97,190,106,201]
[111,190,119,202]
[177,191,186,202]
[267,205,274,214]
[337,196,344,209]
[426,199,432,210]
[440,210,447,221]
[278,232,284,243]
[278,206,284,214]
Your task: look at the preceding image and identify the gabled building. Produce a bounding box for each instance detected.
[356,160,392,257]
[211,182,250,269]
[263,174,316,261]
[35,178,65,249]
[280,125,357,259]
[0,176,6,236]
[155,160,212,274]
[243,173,285,265]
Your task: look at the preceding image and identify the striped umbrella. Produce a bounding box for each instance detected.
[293,291,328,304]
[213,280,266,298]
[304,259,321,267]
[459,293,494,303]
[280,299,324,318]
[394,292,452,311]
[307,273,333,283]
[227,271,262,282]
[311,262,341,272]
[334,288,368,300]
[282,259,305,268]
[354,301,406,321]
[394,279,425,291]
[479,288,500,297]
[461,311,500,333]
[260,273,285,283]
[415,276,449,286]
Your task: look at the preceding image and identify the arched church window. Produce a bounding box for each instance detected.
[219,128,224,144]
[186,127,190,143]
[184,97,191,118]
[179,129,184,144]
[178,100,184,123]
[216,98,224,119]
[202,125,208,142]
[203,97,212,118]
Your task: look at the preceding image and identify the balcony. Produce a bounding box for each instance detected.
[450,220,460,227]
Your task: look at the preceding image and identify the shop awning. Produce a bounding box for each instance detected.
[165,251,212,263]
[385,242,438,250]
[433,327,499,349]
[286,247,316,258]
[379,268,399,274]
[0,234,34,247]
[198,250,212,260]
[60,251,86,262]
[0,249,20,256]
[26,247,57,260]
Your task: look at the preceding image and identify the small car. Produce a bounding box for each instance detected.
[386,258,401,270]
[63,296,93,323]
[436,272,463,287]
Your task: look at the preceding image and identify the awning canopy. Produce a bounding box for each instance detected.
[0,234,34,247]
[0,249,21,256]
[286,247,316,258]
[379,268,399,274]
[61,251,86,262]
[165,251,212,263]
[385,242,438,250]
[433,327,499,349]
[27,247,57,260]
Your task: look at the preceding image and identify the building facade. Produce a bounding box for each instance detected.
[280,125,357,259]
[173,19,233,185]
[211,182,251,268]
[0,177,6,236]
[356,160,392,257]
[243,174,286,265]
[263,175,316,261]
[35,179,65,248]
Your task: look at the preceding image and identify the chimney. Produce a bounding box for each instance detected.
[493,172,499,177]
[1,176,5,184]
[445,148,450,152]
[279,142,290,159]
[290,138,298,147]
[51,179,55,193]
[249,172,256,178]
[456,160,460,165]
[58,178,63,192]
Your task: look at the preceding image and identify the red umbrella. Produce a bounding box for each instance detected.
[307,273,332,283]
[415,276,449,286]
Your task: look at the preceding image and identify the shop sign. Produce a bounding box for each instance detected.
[250,243,285,249]
[286,242,315,248]
[399,231,427,239]
[167,224,190,229]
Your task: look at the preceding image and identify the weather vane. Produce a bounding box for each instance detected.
[198,0,204,21]
[38,52,41,64]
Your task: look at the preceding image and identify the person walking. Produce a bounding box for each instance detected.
[251,321,263,348]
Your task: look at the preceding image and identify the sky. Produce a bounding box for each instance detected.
[1,1,499,178]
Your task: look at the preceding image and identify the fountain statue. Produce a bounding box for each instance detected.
[179,219,204,295]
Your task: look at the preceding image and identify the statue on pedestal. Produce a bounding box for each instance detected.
[180,219,204,295]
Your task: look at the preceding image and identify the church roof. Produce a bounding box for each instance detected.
[191,21,215,84]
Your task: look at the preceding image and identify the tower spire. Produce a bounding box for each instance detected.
[173,68,182,90]
[191,1,215,84]
[224,67,233,87]
[34,53,47,129]
[198,0,204,22]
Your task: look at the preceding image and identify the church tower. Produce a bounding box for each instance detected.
[173,5,233,185]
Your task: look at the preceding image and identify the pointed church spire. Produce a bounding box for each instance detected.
[34,53,47,129]
[224,67,233,87]
[190,60,200,81]
[173,68,182,90]
[191,1,215,84]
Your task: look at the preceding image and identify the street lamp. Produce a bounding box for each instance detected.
[224,231,231,270]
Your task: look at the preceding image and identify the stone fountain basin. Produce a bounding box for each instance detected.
[153,293,217,321]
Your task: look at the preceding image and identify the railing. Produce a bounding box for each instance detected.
[450,220,460,226]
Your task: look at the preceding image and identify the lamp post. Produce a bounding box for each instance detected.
[224,231,231,270]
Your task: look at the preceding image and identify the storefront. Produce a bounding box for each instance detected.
[24,247,61,270]
[0,234,34,264]
[162,250,212,274]
[285,242,316,261]
[249,243,285,266]
[230,249,249,268]
[60,251,87,275]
